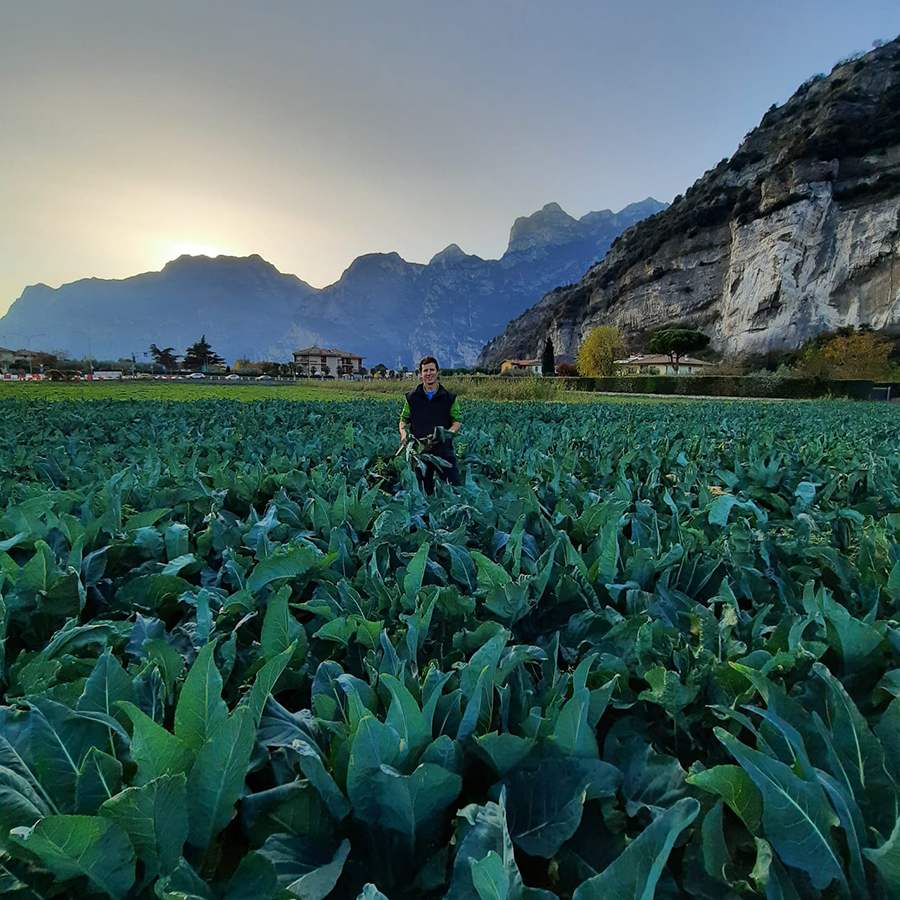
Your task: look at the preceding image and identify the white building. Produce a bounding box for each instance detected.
[292,346,365,377]
[614,354,712,376]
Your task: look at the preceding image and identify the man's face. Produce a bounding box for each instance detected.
[420,363,438,387]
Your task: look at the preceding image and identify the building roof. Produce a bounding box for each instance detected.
[503,358,540,366]
[614,354,712,367]
[293,346,364,360]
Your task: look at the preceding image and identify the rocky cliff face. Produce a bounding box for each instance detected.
[0,200,663,367]
[478,38,900,368]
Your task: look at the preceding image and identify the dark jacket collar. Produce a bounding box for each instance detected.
[414,382,446,397]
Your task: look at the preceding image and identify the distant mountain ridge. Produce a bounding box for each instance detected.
[0,198,665,367]
[478,37,900,368]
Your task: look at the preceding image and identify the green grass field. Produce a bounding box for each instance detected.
[0,376,790,404]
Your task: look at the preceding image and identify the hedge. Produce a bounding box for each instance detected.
[560,375,899,399]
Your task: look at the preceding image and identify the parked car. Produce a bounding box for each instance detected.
[187,372,206,379]
[255,374,273,381]
[225,373,242,381]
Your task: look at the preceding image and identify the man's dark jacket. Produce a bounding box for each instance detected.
[405,383,457,442]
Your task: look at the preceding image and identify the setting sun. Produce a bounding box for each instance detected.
[156,239,238,261]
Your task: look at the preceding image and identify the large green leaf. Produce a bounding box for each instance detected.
[502,756,620,858]
[0,698,107,813]
[572,797,699,900]
[154,857,216,899]
[716,728,845,891]
[0,764,51,847]
[76,649,135,728]
[247,544,322,593]
[9,814,135,899]
[186,706,256,849]
[811,661,893,822]
[74,747,122,814]
[447,791,555,900]
[222,852,280,900]
[255,835,351,899]
[116,574,192,612]
[347,715,460,849]
[174,641,228,752]
[550,688,598,758]
[118,701,194,786]
[474,733,536,777]
[686,765,762,832]
[865,812,900,893]
[245,643,298,728]
[240,780,332,845]
[403,542,431,605]
[381,673,431,760]
[100,774,188,879]
[261,586,294,660]
[471,852,511,900]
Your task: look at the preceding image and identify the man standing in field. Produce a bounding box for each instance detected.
[399,356,461,492]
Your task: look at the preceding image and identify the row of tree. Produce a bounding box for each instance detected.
[563,323,898,379]
[149,336,225,372]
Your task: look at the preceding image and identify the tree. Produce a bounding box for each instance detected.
[149,344,178,373]
[577,326,625,376]
[647,328,710,373]
[541,337,556,376]
[799,327,895,379]
[183,335,225,372]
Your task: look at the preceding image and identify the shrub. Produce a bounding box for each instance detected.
[560,374,895,399]
[798,328,896,379]
[576,325,625,376]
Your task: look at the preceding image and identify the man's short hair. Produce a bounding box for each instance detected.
[418,356,439,372]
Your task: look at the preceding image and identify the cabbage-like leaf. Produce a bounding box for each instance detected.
[572,797,699,899]
[9,814,135,899]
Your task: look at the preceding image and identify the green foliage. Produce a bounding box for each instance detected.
[183,334,225,372]
[0,394,898,896]
[576,326,624,376]
[148,344,179,373]
[541,338,556,377]
[798,326,899,380]
[562,373,897,398]
[646,327,711,371]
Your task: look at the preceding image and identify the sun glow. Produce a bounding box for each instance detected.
[155,239,240,263]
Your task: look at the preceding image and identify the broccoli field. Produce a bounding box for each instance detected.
[0,395,899,899]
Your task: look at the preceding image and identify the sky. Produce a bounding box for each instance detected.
[2,1,900,316]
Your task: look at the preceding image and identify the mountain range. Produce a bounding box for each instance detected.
[0,199,664,367]
[479,36,900,367]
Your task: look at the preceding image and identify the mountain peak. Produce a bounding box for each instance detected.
[337,251,423,283]
[429,243,469,265]
[162,252,276,273]
[506,203,579,253]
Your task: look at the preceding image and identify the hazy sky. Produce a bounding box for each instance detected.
[2,1,899,316]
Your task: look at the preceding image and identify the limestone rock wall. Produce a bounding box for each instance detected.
[478,38,900,367]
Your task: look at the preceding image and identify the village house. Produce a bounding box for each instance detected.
[614,354,712,376]
[0,347,56,373]
[500,357,543,375]
[292,346,364,377]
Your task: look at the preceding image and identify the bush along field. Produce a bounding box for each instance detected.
[0,396,898,899]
